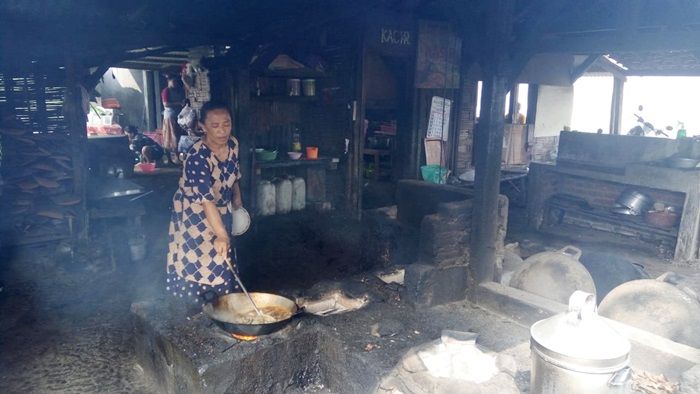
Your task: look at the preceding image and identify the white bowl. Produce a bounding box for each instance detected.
[231,207,251,236]
[287,151,303,160]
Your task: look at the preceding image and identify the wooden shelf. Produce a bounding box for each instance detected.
[251,95,319,102]
[259,69,326,78]
[254,157,331,169]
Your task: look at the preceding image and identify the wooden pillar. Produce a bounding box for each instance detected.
[471,72,508,284]
[469,0,515,285]
[142,70,156,131]
[526,84,538,125]
[233,69,252,207]
[65,59,89,240]
[506,84,519,124]
[609,77,624,134]
[350,24,367,218]
[154,71,163,130]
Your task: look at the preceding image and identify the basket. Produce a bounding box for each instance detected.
[420,165,449,184]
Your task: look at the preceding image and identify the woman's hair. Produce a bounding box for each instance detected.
[124,125,139,135]
[199,101,232,123]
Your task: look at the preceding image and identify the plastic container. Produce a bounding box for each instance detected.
[420,165,449,184]
[136,162,156,172]
[306,146,319,160]
[302,79,316,96]
[274,177,292,214]
[287,79,301,96]
[256,180,276,216]
[291,177,306,211]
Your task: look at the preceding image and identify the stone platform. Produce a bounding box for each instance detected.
[131,277,531,393]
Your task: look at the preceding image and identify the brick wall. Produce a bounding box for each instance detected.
[418,194,509,267]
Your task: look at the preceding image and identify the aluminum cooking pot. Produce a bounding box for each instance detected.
[615,190,654,216]
[530,291,631,394]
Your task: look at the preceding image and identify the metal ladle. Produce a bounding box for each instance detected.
[225,248,265,318]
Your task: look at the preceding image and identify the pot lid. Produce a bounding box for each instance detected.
[530,291,630,371]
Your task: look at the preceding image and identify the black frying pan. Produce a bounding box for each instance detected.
[203,292,302,336]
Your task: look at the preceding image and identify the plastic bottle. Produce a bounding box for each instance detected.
[677,122,687,139]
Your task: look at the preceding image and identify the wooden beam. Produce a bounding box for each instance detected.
[539,29,700,54]
[597,56,628,81]
[570,54,601,83]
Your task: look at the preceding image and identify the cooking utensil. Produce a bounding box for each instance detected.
[224,251,264,318]
[203,292,301,336]
[615,189,653,215]
[599,277,700,348]
[510,245,596,304]
[611,206,635,215]
[645,209,679,228]
[531,291,631,393]
[287,151,302,160]
[666,157,699,169]
[231,207,251,236]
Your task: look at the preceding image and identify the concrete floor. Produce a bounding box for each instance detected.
[0,175,696,392]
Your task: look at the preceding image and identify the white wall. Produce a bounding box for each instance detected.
[534,85,574,137]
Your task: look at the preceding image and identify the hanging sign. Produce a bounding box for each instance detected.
[426,96,451,141]
[415,20,461,89]
[366,13,415,57]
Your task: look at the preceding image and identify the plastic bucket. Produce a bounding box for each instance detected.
[306,146,319,160]
[420,165,449,184]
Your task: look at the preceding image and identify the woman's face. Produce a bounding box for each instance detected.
[200,109,232,146]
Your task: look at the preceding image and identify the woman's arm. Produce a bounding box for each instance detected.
[202,200,229,257]
[232,182,242,210]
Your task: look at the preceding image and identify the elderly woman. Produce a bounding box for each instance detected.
[166,101,243,306]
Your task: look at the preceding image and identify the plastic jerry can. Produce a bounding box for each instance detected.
[291,177,306,211]
[256,180,276,216]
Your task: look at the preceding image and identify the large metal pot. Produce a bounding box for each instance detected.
[531,291,631,394]
[510,246,596,304]
[615,190,654,216]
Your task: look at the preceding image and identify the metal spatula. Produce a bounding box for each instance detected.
[225,249,264,317]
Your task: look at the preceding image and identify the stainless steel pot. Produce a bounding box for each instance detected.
[615,190,654,215]
[531,291,631,394]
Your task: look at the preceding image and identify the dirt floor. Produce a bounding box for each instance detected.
[0,174,697,392]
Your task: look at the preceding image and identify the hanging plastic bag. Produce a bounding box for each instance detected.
[177,102,197,133]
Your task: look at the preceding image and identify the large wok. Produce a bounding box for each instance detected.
[203,292,302,336]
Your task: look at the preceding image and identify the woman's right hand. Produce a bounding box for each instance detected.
[214,234,230,257]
